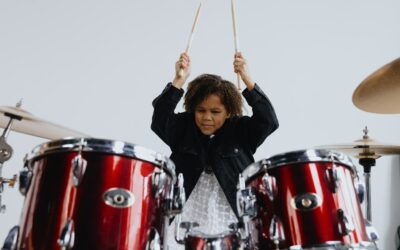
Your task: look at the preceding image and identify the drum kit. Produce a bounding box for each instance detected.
[0,66,399,249]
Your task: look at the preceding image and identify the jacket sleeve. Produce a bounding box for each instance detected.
[241,84,279,152]
[151,83,184,147]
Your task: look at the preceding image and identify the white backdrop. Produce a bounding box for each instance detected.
[1,0,399,249]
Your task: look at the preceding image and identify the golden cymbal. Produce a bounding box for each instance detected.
[0,105,89,140]
[352,57,400,114]
[316,127,400,159]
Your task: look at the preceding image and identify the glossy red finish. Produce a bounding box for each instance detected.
[17,151,172,250]
[247,161,369,249]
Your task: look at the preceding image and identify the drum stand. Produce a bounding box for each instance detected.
[0,103,20,212]
[358,157,381,244]
[358,157,376,222]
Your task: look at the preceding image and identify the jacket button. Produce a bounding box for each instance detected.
[234,148,239,153]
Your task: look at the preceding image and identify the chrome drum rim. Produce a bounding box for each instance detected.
[242,149,356,183]
[27,137,176,181]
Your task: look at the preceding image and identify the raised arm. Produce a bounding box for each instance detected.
[234,52,279,152]
[151,53,192,146]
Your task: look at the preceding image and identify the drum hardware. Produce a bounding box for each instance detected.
[165,173,186,216]
[237,174,257,216]
[0,102,22,213]
[236,174,257,249]
[18,168,32,196]
[316,126,400,222]
[0,173,17,213]
[269,215,285,250]
[325,153,341,193]
[364,220,379,243]
[70,138,88,187]
[236,187,257,219]
[325,167,340,193]
[290,193,322,211]
[337,209,355,244]
[71,154,87,187]
[145,227,161,250]
[165,173,186,250]
[175,217,200,245]
[103,188,135,208]
[352,57,400,114]
[152,170,169,198]
[155,152,167,167]
[354,181,365,204]
[261,173,277,200]
[19,156,33,196]
[57,219,75,250]
[2,225,19,250]
[359,157,375,223]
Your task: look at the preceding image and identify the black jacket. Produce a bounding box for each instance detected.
[151,83,279,218]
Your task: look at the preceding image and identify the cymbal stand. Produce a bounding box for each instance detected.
[358,157,376,222]
[0,102,22,212]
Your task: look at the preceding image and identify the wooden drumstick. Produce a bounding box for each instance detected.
[178,1,203,77]
[231,0,241,90]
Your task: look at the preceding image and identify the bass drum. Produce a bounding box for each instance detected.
[7,138,176,250]
[241,149,378,249]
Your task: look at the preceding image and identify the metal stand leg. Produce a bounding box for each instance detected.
[364,171,372,222]
[359,158,376,222]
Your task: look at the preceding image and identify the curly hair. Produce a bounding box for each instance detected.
[184,74,243,116]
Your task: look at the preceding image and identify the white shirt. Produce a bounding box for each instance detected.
[167,171,238,249]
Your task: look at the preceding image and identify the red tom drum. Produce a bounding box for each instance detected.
[241,149,378,249]
[14,138,176,250]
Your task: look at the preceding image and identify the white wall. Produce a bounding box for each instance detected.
[1,0,399,248]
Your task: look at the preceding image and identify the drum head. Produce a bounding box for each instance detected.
[242,149,356,183]
[27,137,176,181]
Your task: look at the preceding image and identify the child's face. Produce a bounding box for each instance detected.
[194,94,230,135]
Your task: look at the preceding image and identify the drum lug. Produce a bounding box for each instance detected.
[325,167,340,193]
[58,219,75,250]
[236,187,257,219]
[165,173,185,215]
[337,209,355,236]
[173,173,185,212]
[2,225,19,250]
[269,215,285,249]
[151,170,168,198]
[145,227,161,250]
[261,173,277,200]
[354,181,365,204]
[19,168,33,196]
[71,154,87,187]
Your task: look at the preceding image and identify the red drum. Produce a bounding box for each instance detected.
[7,138,177,250]
[183,230,240,250]
[240,149,377,249]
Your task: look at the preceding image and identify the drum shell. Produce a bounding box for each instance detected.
[17,138,174,250]
[244,150,371,249]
